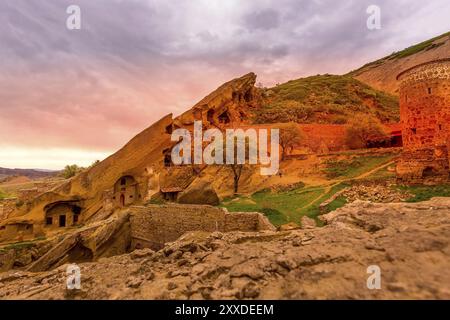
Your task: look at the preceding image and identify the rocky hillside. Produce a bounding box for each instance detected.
[1,198,448,300]
[351,31,450,95]
[254,74,399,124]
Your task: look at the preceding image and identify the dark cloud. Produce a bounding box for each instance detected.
[0,0,449,162]
[243,8,280,31]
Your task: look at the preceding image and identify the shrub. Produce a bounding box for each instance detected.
[345,115,389,149]
[61,164,84,179]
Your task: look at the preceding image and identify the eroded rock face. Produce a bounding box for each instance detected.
[0,212,132,273]
[0,73,263,243]
[1,198,449,300]
[175,72,261,128]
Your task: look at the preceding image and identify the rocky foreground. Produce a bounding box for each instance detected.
[1,198,449,300]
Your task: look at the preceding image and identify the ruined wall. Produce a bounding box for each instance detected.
[17,188,41,202]
[128,204,275,250]
[236,123,400,154]
[0,199,17,221]
[396,59,450,184]
[0,223,34,243]
[16,180,65,202]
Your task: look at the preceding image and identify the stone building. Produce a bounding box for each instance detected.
[44,201,82,228]
[396,59,450,184]
[113,175,140,207]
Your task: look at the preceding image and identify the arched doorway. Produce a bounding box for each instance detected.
[114,175,138,208]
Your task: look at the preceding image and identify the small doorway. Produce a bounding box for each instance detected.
[120,194,125,207]
[422,167,436,178]
[59,215,66,227]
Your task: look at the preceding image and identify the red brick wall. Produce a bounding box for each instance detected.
[398,60,450,150]
[234,123,400,153]
[396,59,450,184]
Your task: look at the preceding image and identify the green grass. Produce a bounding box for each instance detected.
[3,241,35,250]
[387,32,449,60]
[323,155,395,179]
[221,186,323,226]
[221,154,396,226]
[398,184,450,203]
[254,74,399,124]
[0,189,9,200]
[1,236,46,251]
[324,196,348,213]
[297,183,350,219]
[259,208,286,226]
[363,164,396,181]
[221,182,350,226]
[351,31,450,74]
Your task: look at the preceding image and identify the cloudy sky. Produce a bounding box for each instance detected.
[0,0,449,169]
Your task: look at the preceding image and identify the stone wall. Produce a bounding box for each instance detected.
[17,180,65,202]
[0,199,17,221]
[128,204,275,250]
[235,123,401,154]
[396,59,450,184]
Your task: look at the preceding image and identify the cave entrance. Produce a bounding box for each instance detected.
[207,109,215,124]
[59,215,66,227]
[163,149,172,167]
[422,167,437,178]
[218,111,230,124]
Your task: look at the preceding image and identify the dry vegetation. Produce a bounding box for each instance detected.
[253,74,399,124]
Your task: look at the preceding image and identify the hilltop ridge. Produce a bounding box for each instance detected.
[351,31,450,94]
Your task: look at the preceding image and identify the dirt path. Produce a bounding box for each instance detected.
[295,160,396,212]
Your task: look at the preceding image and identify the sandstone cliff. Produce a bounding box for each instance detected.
[0,73,259,236]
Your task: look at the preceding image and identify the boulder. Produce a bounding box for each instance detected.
[279,222,300,231]
[300,216,316,229]
[177,180,220,205]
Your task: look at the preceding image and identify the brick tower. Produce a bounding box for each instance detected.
[396,59,450,184]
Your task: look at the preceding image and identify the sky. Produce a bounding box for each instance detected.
[0,0,449,169]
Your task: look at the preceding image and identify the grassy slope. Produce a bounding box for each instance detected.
[0,189,10,200]
[351,31,450,76]
[221,154,397,226]
[398,185,450,203]
[323,155,395,179]
[253,74,399,124]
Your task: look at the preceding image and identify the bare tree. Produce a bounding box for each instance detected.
[230,163,244,194]
[225,137,254,194]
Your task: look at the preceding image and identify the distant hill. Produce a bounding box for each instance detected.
[350,31,450,95]
[253,74,399,124]
[0,167,58,180]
